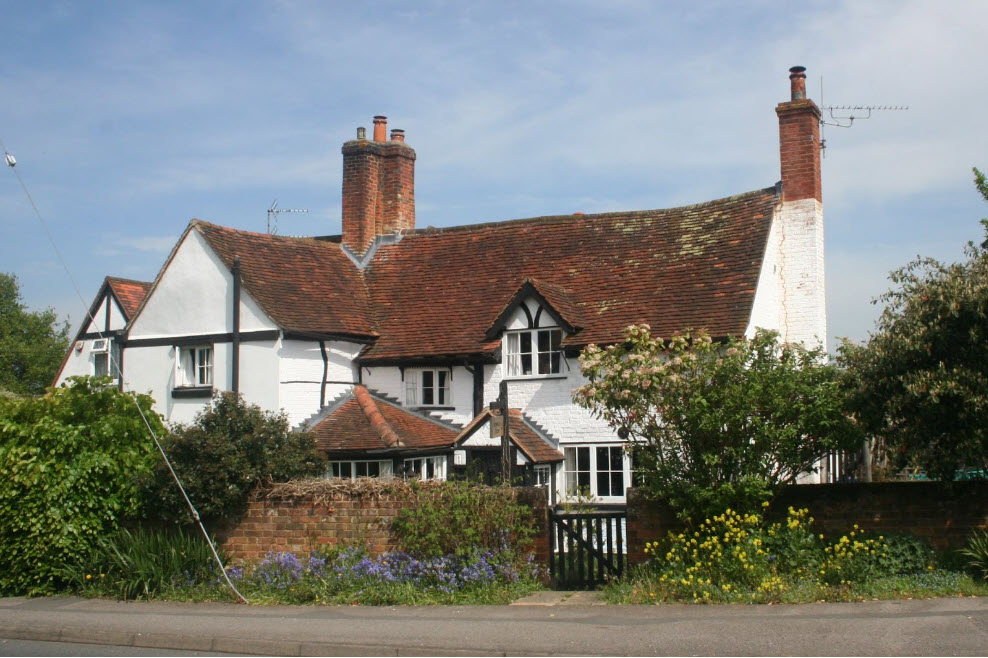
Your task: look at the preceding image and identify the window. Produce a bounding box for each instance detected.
[92,339,120,380]
[403,455,446,481]
[405,369,451,407]
[505,329,562,377]
[328,460,393,480]
[534,464,551,487]
[564,446,627,500]
[177,346,213,387]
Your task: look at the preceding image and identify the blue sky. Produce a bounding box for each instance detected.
[2,0,986,349]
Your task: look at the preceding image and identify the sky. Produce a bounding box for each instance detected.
[2,0,986,351]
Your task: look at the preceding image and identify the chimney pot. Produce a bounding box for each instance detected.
[356,126,366,140]
[789,65,807,101]
[390,129,405,142]
[373,115,387,142]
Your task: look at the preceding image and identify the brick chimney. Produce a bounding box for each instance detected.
[776,66,822,203]
[341,116,416,255]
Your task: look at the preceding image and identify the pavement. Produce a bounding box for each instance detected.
[1,594,987,656]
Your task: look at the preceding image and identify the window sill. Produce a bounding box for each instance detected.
[502,374,568,381]
[171,386,214,399]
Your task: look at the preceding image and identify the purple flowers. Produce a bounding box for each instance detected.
[237,547,529,594]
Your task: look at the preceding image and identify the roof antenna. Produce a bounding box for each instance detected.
[266,199,308,235]
[819,76,908,158]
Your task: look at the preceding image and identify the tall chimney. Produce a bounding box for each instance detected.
[776,65,822,202]
[341,116,416,255]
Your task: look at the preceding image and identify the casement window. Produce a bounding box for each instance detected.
[91,339,120,380]
[564,446,627,501]
[405,368,452,407]
[534,464,551,488]
[504,328,562,377]
[177,346,213,387]
[328,460,394,480]
[403,455,446,481]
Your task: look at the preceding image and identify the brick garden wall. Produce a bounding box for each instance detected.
[217,482,550,565]
[627,481,988,565]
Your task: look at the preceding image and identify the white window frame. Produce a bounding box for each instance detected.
[403,455,447,481]
[91,339,120,381]
[534,464,551,488]
[504,328,563,378]
[176,345,213,388]
[405,368,452,407]
[327,460,394,480]
[563,445,628,502]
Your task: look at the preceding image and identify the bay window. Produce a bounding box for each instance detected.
[564,446,627,501]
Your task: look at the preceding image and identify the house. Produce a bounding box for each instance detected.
[54,66,827,506]
[55,276,151,387]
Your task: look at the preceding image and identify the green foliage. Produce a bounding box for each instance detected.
[391,480,537,559]
[577,326,862,520]
[0,377,161,595]
[610,507,974,604]
[0,272,70,397]
[839,171,988,482]
[958,529,988,580]
[142,392,326,523]
[62,527,218,600]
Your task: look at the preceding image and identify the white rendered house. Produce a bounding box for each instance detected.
[55,66,829,505]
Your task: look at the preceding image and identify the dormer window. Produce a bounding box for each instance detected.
[505,328,562,377]
[405,368,452,408]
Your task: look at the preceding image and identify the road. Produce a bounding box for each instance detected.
[1,594,986,656]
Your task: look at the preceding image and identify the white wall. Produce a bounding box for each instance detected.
[747,199,826,351]
[362,363,475,426]
[123,227,281,424]
[279,339,361,426]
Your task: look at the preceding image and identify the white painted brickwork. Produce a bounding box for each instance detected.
[746,198,826,352]
[363,364,475,427]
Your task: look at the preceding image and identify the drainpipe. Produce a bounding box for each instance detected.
[232,256,241,394]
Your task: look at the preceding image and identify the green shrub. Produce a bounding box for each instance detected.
[0,377,161,595]
[142,392,326,523]
[877,533,936,575]
[391,480,536,559]
[959,529,988,580]
[63,527,218,600]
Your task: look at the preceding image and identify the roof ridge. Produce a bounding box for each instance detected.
[353,385,402,448]
[396,185,781,238]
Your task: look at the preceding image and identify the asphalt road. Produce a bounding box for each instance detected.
[0,638,231,656]
[1,595,986,656]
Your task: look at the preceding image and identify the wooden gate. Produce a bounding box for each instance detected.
[549,511,626,589]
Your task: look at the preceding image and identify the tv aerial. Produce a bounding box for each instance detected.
[266,199,308,234]
[818,78,908,157]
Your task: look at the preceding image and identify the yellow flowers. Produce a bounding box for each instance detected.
[85,574,92,580]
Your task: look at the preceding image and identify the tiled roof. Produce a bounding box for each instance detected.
[193,221,376,338]
[184,185,779,360]
[454,408,565,464]
[361,186,779,360]
[106,277,151,319]
[309,386,459,454]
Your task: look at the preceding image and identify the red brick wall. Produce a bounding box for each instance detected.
[341,138,415,254]
[217,484,549,565]
[626,482,988,565]
[776,99,822,203]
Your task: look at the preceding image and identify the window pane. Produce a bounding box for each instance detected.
[426,458,435,480]
[520,332,532,353]
[578,471,590,489]
[521,353,532,375]
[549,351,561,374]
[368,462,380,477]
[356,462,368,477]
[596,447,609,471]
[611,447,623,470]
[550,330,562,350]
[331,463,341,478]
[611,472,625,496]
[437,371,448,405]
[597,472,610,497]
[110,342,121,379]
[94,353,108,377]
[578,447,589,470]
[538,330,551,352]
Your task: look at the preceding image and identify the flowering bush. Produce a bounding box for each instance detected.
[621,506,948,604]
[576,326,861,520]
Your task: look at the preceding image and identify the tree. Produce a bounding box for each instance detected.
[0,272,70,396]
[142,392,327,523]
[576,327,861,520]
[838,168,988,482]
[0,377,161,595]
